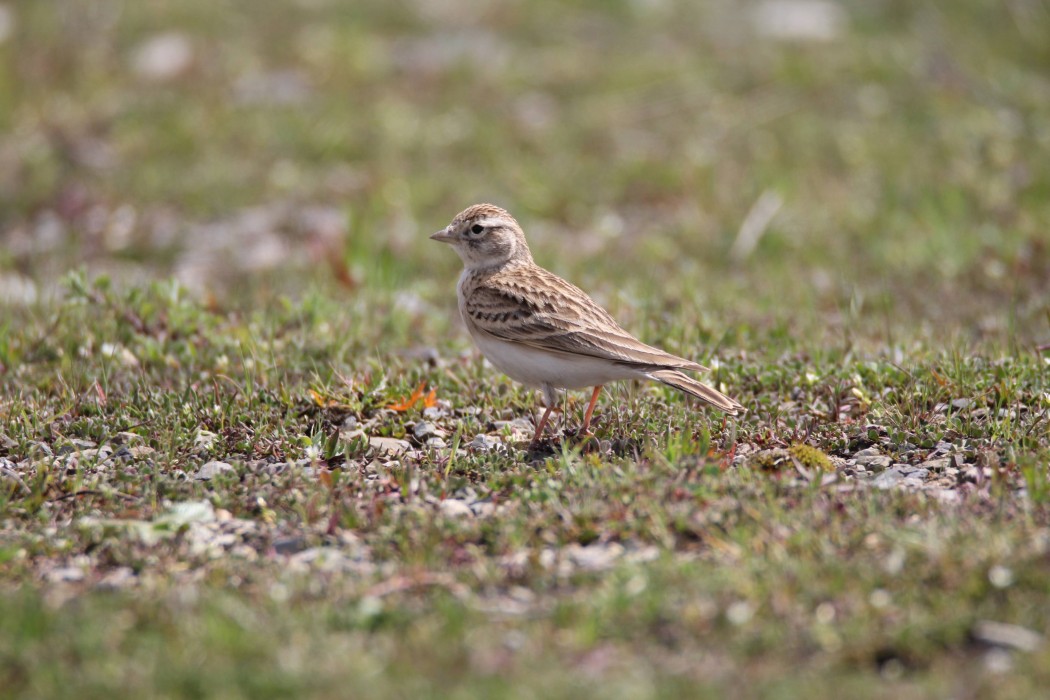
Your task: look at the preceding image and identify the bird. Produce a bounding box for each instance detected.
[431,203,744,446]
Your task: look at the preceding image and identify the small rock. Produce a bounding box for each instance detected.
[78,446,114,462]
[0,6,13,46]
[752,0,846,42]
[425,437,447,449]
[368,437,411,455]
[929,489,960,503]
[27,441,53,458]
[512,417,534,431]
[565,542,625,572]
[470,434,502,452]
[952,398,973,410]
[856,453,893,470]
[440,499,473,518]
[412,421,445,441]
[470,500,497,517]
[897,467,929,480]
[871,467,906,489]
[960,466,992,483]
[131,32,194,81]
[0,456,19,469]
[46,567,85,583]
[158,500,216,526]
[988,565,1014,589]
[115,432,145,445]
[984,649,1014,674]
[340,428,366,443]
[493,418,533,430]
[493,417,534,440]
[100,343,139,367]
[0,272,36,305]
[726,600,754,626]
[273,536,308,555]
[194,430,219,451]
[919,457,953,471]
[290,547,372,574]
[195,461,235,481]
[97,567,137,590]
[972,620,1043,653]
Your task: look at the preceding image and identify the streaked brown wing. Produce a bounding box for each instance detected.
[463,266,708,372]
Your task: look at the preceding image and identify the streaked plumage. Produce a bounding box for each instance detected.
[431,203,744,444]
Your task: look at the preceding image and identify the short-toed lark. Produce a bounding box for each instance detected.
[432,203,744,445]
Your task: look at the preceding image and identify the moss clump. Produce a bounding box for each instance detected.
[788,444,833,472]
[749,444,834,473]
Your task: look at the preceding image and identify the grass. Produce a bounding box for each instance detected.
[2,0,1050,697]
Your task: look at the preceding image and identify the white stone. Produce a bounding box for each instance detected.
[195,461,235,480]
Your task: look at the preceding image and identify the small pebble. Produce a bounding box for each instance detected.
[131,32,194,81]
[871,467,906,489]
[470,434,502,452]
[46,567,85,583]
[195,461,235,481]
[368,437,411,455]
[412,421,444,441]
[440,499,473,518]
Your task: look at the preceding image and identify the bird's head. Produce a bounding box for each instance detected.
[431,203,533,269]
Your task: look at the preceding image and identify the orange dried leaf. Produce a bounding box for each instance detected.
[310,389,334,407]
[388,382,427,412]
[309,388,353,409]
[422,388,438,409]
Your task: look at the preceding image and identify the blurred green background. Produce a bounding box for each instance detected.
[1,0,1048,346]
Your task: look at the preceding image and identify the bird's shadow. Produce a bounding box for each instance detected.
[522,432,644,461]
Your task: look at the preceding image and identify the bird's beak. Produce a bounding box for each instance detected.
[430,228,454,243]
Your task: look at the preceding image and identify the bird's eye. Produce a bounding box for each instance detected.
[470,224,484,235]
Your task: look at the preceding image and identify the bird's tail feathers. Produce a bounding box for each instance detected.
[648,369,745,416]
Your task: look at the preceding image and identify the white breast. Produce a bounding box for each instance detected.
[469,332,641,390]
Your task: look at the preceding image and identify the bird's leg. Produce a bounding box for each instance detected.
[530,383,558,448]
[530,404,554,447]
[580,385,603,436]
